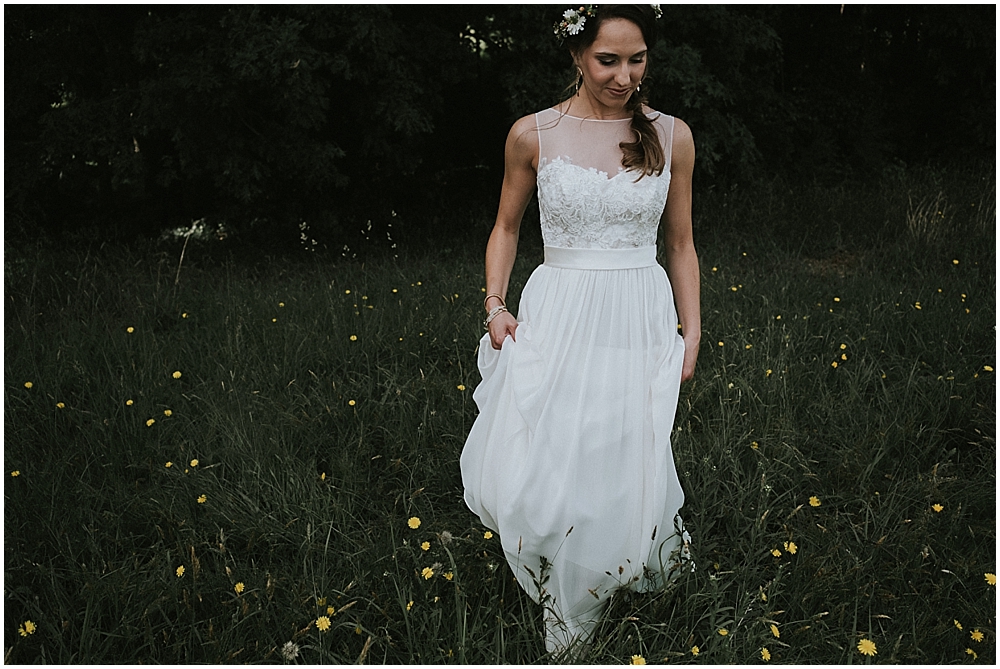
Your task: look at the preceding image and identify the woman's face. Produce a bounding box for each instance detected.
[574,18,648,112]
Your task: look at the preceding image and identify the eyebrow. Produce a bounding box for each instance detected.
[594,50,647,58]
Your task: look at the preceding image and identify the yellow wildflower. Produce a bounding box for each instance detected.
[190,459,199,467]
[24,381,33,389]
[327,606,335,615]
[971,629,984,643]
[234,582,245,594]
[176,565,185,577]
[457,384,466,391]
[279,302,284,307]
[163,409,172,417]
[165,462,173,468]
[966,648,978,659]
[317,597,326,606]
[348,399,356,406]
[770,623,780,638]
[809,496,821,507]
[751,441,759,449]
[126,399,133,406]
[630,655,646,665]
[422,567,434,580]
[406,600,413,611]
[857,638,877,657]
[172,371,182,379]
[421,541,430,551]
[691,646,699,656]
[197,494,207,504]
[985,365,994,372]
[932,503,943,512]
[840,343,847,349]
[784,541,798,554]
[718,341,724,347]
[56,402,65,409]
[484,531,493,539]
[985,572,996,586]
[761,647,771,661]
[350,335,357,341]
[127,327,134,333]
[444,571,454,581]
[718,628,729,636]
[316,616,331,632]
[954,619,963,631]
[408,516,421,529]
[765,369,772,376]
[771,548,781,557]
[11,470,20,477]
[18,621,36,636]
[831,361,838,368]
[146,418,155,427]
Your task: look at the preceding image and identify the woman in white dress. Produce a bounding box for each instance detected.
[460,4,701,654]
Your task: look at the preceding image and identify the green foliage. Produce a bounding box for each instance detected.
[3,5,995,242]
[4,168,995,663]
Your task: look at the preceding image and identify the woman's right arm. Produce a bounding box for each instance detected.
[485,115,539,350]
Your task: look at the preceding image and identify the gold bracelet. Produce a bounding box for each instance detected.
[483,293,505,312]
[484,305,508,329]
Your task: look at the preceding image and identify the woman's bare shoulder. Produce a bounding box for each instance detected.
[671,117,694,150]
[506,114,540,163]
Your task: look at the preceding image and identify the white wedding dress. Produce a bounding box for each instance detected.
[461,107,691,653]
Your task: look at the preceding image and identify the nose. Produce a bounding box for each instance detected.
[615,64,631,86]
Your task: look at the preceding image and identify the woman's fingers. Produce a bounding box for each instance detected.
[680,341,698,382]
[489,313,518,349]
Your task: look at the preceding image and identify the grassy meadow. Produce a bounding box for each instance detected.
[4,167,996,664]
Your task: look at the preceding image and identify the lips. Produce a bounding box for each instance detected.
[608,88,631,97]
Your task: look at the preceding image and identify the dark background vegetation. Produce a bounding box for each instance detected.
[4,5,995,249]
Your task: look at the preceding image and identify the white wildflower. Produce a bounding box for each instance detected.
[281,641,300,661]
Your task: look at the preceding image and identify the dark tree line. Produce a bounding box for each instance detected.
[4,5,994,246]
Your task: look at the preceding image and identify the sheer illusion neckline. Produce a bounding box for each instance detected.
[551,108,631,122]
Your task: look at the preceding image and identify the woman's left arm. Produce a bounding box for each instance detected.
[662,118,700,383]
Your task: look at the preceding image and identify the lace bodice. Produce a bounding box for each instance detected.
[535,108,674,249]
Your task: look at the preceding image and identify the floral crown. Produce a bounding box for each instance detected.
[553,4,662,42]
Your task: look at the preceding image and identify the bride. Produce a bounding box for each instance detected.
[461,4,700,655]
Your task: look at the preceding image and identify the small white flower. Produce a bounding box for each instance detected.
[563,9,578,20]
[567,16,586,35]
[281,641,300,661]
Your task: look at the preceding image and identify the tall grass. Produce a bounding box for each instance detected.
[4,167,995,663]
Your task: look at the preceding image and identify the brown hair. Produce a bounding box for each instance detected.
[562,5,664,179]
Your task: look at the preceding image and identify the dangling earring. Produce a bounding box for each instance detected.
[635,80,642,94]
[575,68,583,95]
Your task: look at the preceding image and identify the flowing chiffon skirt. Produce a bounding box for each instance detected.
[461,246,690,651]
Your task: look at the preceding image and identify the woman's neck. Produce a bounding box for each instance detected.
[563,90,631,121]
